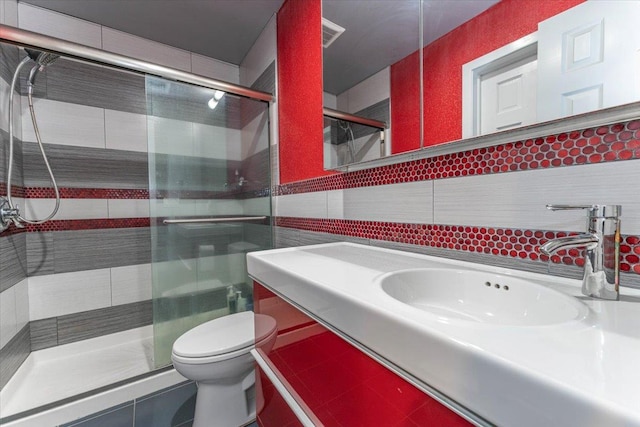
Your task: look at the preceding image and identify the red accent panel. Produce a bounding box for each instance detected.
[25,218,150,232]
[277,0,331,184]
[253,282,471,426]
[390,51,421,154]
[422,0,585,147]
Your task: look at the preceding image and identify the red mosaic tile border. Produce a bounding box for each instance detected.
[25,218,150,232]
[277,120,640,194]
[24,187,150,199]
[275,217,640,275]
[0,183,25,198]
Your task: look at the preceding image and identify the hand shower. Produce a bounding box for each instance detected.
[1,48,61,232]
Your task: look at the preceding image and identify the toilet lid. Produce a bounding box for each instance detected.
[172,311,277,358]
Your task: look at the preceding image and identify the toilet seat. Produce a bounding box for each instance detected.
[172,311,277,365]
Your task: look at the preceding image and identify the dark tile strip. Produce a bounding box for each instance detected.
[22,142,149,189]
[29,318,58,351]
[0,42,20,88]
[0,324,31,390]
[0,232,27,292]
[27,227,150,277]
[32,58,147,115]
[57,300,153,346]
[250,61,276,94]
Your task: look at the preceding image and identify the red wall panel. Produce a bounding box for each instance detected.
[277,0,331,184]
[390,51,421,154]
[421,0,585,147]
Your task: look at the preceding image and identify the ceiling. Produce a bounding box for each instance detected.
[20,0,285,65]
[21,0,498,94]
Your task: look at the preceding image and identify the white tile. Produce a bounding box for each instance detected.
[21,98,105,148]
[0,286,17,349]
[327,190,344,219]
[147,116,193,156]
[149,199,197,218]
[240,15,276,87]
[105,110,148,153]
[18,3,102,48]
[191,53,239,83]
[14,278,29,331]
[102,27,191,71]
[323,92,337,109]
[342,181,433,223]
[108,199,150,219]
[434,160,640,234]
[28,269,112,320]
[0,77,22,138]
[275,192,327,218]
[337,67,390,113]
[23,199,108,220]
[5,0,18,27]
[111,264,152,306]
[152,259,197,297]
[243,197,271,216]
[192,122,242,161]
[0,0,6,25]
[195,199,244,216]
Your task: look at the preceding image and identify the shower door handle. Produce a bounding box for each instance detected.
[162,216,267,224]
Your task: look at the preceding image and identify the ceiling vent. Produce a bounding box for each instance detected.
[322,18,345,48]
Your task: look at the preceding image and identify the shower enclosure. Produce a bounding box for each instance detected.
[0,24,272,424]
[147,76,272,367]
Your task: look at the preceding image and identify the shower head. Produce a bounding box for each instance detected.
[25,48,59,88]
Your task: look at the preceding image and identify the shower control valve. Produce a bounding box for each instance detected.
[0,197,23,232]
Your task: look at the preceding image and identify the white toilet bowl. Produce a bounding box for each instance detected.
[171,311,277,427]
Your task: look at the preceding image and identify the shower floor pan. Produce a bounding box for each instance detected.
[0,325,185,426]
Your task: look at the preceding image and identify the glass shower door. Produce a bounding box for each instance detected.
[146,76,272,368]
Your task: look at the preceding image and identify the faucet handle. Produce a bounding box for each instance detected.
[546,204,621,218]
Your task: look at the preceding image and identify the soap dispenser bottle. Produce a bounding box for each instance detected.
[227,285,238,313]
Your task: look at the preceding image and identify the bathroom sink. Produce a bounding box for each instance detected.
[378,268,588,326]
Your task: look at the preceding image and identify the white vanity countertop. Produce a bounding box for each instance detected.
[247,242,640,427]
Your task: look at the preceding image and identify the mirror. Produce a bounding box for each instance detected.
[322,0,421,168]
[323,0,640,167]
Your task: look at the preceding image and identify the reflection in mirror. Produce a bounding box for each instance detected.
[323,112,385,169]
[422,0,640,146]
[322,0,421,164]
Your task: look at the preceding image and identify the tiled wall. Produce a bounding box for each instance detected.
[274,119,640,288]
[0,1,276,391]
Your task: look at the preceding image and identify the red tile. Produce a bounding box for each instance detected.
[408,400,473,426]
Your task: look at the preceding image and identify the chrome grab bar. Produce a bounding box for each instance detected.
[323,107,386,129]
[163,216,267,224]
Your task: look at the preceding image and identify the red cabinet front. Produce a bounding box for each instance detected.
[253,281,472,427]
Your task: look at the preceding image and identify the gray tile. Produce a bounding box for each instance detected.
[0,129,24,193]
[298,230,369,246]
[26,231,55,277]
[0,232,27,292]
[250,61,275,94]
[135,381,196,427]
[274,226,299,248]
[0,42,20,88]
[60,401,134,427]
[242,223,273,250]
[52,228,151,275]
[42,58,147,115]
[22,142,149,189]
[57,300,152,345]
[30,318,58,350]
[0,324,30,390]
[335,99,390,144]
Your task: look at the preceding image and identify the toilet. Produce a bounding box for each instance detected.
[171,311,277,427]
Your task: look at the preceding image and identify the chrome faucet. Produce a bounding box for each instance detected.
[539,204,621,301]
